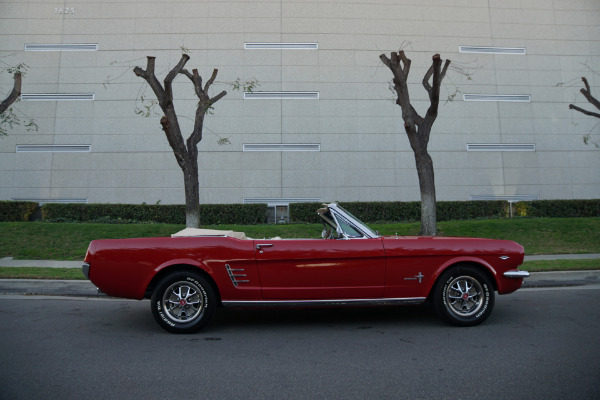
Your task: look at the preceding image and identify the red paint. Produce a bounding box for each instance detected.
[84,234,526,302]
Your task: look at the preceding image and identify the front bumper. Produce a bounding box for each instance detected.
[503,269,530,279]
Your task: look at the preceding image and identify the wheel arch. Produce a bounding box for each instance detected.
[428,258,498,300]
[144,263,221,304]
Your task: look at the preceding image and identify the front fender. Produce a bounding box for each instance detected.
[429,256,498,292]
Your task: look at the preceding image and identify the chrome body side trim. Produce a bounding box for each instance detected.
[222,297,427,308]
[503,270,530,279]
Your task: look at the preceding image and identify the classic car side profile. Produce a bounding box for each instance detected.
[83,203,529,333]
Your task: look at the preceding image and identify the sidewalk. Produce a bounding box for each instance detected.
[1,254,599,297]
[0,257,83,269]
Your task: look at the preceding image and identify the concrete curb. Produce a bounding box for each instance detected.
[0,279,100,296]
[522,270,600,287]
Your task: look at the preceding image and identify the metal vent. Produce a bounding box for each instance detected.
[467,144,535,152]
[469,194,539,202]
[459,46,526,55]
[244,91,319,100]
[463,94,531,102]
[25,43,98,51]
[243,198,320,206]
[243,144,320,152]
[226,264,249,287]
[21,93,95,101]
[12,198,88,205]
[16,144,91,153]
[244,42,318,50]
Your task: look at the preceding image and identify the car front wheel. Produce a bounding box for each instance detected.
[151,271,216,333]
[433,265,495,326]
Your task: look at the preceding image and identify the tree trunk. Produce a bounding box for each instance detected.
[414,151,437,236]
[183,161,200,228]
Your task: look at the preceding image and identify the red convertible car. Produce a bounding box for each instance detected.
[83,203,529,333]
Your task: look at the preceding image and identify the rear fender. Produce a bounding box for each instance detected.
[154,258,214,275]
[143,259,218,300]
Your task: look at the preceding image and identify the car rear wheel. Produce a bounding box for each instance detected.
[151,271,216,333]
[433,265,494,326]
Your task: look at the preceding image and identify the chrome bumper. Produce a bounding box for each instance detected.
[503,270,530,279]
[82,262,90,279]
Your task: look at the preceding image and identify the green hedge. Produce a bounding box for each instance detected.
[40,203,268,225]
[515,200,600,218]
[0,201,38,222]
[1,199,598,224]
[290,201,507,223]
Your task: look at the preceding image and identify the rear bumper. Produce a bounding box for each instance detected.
[82,263,90,279]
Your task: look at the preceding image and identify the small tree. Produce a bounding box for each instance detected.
[569,77,600,147]
[1,63,37,137]
[134,54,227,228]
[380,50,450,236]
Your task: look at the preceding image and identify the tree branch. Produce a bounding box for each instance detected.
[204,69,218,93]
[569,77,600,119]
[211,90,227,105]
[0,72,22,114]
[440,59,451,82]
[134,57,166,107]
[163,54,191,108]
[579,77,600,111]
[188,67,227,147]
[398,50,411,79]
[569,104,600,119]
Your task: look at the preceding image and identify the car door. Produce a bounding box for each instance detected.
[254,238,385,300]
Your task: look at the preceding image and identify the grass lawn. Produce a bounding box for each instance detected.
[0,267,87,280]
[0,217,598,261]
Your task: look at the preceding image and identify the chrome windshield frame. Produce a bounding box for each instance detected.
[322,203,380,239]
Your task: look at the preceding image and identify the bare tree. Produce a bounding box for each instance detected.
[134,54,227,228]
[380,50,450,236]
[0,71,21,115]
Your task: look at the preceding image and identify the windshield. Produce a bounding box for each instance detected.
[318,204,379,239]
[334,214,364,238]
[334,205,379,238]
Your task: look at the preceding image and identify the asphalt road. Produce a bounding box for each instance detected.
[1,286,599,400]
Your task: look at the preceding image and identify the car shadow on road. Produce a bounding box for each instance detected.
[209,304,442,333]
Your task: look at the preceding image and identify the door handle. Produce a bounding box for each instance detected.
[256,243,274,253]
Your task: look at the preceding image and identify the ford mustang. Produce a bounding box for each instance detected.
[82,203,529,333]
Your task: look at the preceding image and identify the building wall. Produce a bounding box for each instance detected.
[1,0,599,206]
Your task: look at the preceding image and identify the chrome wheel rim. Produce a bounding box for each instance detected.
[445,276,484,317]
[162,281,204,323]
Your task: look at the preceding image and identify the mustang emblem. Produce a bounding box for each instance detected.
[404,272,425,283]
